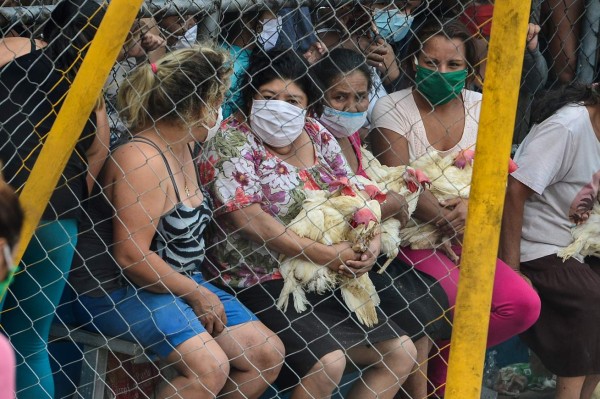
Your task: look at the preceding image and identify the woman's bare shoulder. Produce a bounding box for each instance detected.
[0,37,45,68]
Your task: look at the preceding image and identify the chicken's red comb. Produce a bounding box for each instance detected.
[508,158,518,173]
[330,177,356,196]
[454,149,475,169]
[350,207,378,228]
[364,184,387,204]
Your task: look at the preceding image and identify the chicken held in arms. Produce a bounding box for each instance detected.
[276,178,384,327]
[399,149,518,263]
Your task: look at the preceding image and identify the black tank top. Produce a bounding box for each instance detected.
[70,137,212,296]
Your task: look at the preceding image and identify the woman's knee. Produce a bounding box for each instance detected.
[494,264,541,330]
[218,321,285,383]
[302,350,346,392]
[170,335,230,395]
[242,330,285,383]
[379,336,418,377]
[498,283,541,331]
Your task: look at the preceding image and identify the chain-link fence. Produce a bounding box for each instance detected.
[0,0,598,398]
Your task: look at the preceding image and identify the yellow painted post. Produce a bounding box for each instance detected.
[14,0,145,265]
[444,2,532,399]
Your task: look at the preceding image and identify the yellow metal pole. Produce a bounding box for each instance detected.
[444,2,532,399]
[14,0,145,265]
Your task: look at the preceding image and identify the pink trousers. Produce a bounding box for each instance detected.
[397,246,541,395]
[0,334,15,399]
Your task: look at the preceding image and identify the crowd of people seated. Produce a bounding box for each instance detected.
[0,1,599,399]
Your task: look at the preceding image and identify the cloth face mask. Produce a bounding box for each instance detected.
[319,106,368,138]
[250,99,307,147]
[414,59,468,106]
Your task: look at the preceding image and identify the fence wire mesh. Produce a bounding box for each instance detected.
[0,0,598,398]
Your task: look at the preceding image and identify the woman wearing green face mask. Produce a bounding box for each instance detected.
[0,174,24,399]
[370,18,542,398]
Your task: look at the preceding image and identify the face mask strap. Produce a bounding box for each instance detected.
[3,243,15,272]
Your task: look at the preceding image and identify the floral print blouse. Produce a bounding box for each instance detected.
[200,116,348,288]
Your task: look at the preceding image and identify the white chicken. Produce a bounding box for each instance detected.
[277,179,384,327]
[358,147,433,268]
[399,149,518,262]
[557,199,600,261]
[360,147,429,216]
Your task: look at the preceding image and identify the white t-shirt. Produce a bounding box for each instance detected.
[366,68,388,129]
[371,88,482,162]
[513,105,600,262]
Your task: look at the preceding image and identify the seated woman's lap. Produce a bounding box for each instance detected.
[227,279,406,390]
[72,274,257,359]
[398,246,541,346]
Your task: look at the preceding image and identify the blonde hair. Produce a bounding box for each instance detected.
[117,44,232,131]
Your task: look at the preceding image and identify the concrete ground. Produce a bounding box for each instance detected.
[498,390,555,399]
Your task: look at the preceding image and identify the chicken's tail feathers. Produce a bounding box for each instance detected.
[557,241,584,262]
[377,257,394,274]
[276,278,294,311]
[292,289,309,313]
[341,286,379,328]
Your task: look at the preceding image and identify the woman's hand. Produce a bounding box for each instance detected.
[437,198,469,237]
[342,235,381,278]
[355,36,400,84]
[325,242,362,273]
[303,41,328,64]
[187,285,227,336]
[526,23,541,51]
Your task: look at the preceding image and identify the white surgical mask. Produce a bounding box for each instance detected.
[250,99,306,147]
[319,106,368,138]
[257,17,282,51]
[173,25,198,50]
[204,107,223,142]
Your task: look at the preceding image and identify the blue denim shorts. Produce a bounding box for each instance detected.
[73,274,257,358]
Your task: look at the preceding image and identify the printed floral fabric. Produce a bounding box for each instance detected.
[200,116,348,288]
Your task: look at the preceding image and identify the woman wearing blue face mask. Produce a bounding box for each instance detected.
[219,9,283,118]
[201,49,418,399]
[371,0,421,44]
[371,19,541,397]
[315,47,452,399]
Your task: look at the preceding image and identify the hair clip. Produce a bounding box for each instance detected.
[150,63,158,74]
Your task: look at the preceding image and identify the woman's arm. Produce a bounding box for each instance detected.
[222,203,376,277]
[85,99,110,194]
[108,144,226,334]
[499,175,535,270]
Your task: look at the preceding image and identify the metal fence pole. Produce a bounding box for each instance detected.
[14,0,145,265]
[444,2,532,399]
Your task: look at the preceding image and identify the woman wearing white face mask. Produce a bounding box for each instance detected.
[201,49,417,399]
[0,176,23,399]
[68,46,285,399]
[219,9,283,118]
